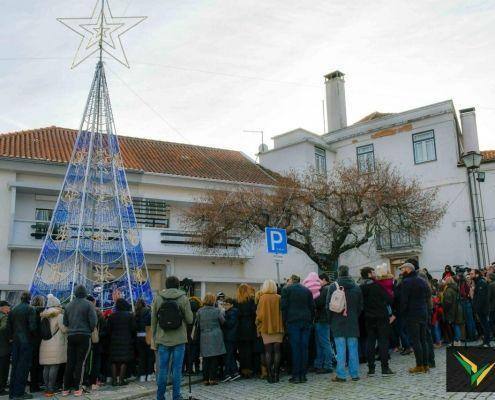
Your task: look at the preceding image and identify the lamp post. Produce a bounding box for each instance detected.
[462,151,488,267]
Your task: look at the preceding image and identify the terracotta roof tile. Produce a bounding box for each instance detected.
[0,126,278,185]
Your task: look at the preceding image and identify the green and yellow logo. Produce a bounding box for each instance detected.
[454,352,495,387]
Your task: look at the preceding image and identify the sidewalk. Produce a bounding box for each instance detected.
[0,376,200,400]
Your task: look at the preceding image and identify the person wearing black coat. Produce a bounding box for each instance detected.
[470,269,491,346]
[7,291,37,399]
[236,284,257,378]
[222,298,240,381]
[400,263,429,373]
[134,299,155,382]
[30,295,46,393]
[360,267,394,376]
[281,275,315,384]
[108,298,136,385]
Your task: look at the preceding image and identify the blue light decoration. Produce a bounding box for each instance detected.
[29,61,153,311]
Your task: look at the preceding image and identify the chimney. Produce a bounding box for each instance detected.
[324,70,347,132]
[459,107,480,153]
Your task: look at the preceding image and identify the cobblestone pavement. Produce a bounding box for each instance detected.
[140,346,494,400]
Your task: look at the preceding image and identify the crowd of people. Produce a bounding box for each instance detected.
[0,259,494,400]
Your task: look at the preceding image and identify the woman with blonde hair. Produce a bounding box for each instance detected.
[197,293,225,385]
[256,280,283,383]
[236,284,257,378]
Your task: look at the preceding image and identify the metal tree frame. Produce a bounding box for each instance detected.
[30,1,151,311]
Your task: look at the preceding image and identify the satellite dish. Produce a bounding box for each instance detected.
[258,143,269,153]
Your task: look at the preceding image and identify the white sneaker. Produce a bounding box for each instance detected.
[147,374,156,382]
[139,375,146,383]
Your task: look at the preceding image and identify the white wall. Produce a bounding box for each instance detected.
[259,106,493,278]
[0,170,15,284]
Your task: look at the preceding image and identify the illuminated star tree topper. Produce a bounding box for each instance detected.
[58,0,146,68]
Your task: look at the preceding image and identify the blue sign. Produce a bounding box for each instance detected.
[265,227,288,255]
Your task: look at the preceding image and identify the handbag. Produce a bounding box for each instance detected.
[91,327,99,344]
[191,317,200,343]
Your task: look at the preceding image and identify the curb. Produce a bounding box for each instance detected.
[105,377,203,400]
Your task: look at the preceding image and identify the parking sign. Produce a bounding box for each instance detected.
[265,227,288,255]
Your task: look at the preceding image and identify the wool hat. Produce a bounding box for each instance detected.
[46,294,61,308]
[400,262,415,271]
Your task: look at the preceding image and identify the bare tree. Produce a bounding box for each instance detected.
[185,161,446,271]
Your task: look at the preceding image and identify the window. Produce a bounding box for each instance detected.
[413,130,436,164]
[35,208,53,221]
[315,147,327,174]
[357,144,375,173]
[132,198,170,228]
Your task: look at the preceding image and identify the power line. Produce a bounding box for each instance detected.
[106,64,277,186]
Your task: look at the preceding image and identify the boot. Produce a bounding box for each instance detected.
[408,366,424,374]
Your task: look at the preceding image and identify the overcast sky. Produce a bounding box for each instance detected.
[0,0,494,159]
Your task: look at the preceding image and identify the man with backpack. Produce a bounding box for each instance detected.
[151,276,193,400]
[326,265,363,382]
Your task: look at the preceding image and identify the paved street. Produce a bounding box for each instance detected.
[138,346,493,400]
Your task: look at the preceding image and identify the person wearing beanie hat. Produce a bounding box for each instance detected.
[303,272,322,300]
[399,262,430,374]
[62,285,97,396]
[40,294,67,397]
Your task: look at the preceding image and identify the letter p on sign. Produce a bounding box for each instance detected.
[265,227,288,255]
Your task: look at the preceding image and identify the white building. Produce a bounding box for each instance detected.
[0,127,316,301]
[260,71,495,276]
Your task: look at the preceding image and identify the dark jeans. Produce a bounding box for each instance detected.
[365,318,390,370]
[136,337,155,377]
[30,341,42,392]
[407,321,428,367]
[397,316,410,349]
[203,356,219,381]
[43,364,60,393]
[63,334,92,391]
[0,354,10,391]
[287,321,311,379]
[477,312,491,345]
[9,341,33,398]
[224,341,238,376]
[462,300,477,340]
[426,322,435,364]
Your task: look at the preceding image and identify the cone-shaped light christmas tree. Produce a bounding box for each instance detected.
[30,19,152,310]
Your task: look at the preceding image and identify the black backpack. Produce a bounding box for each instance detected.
[158,297,183,330]
[40,317,58,341]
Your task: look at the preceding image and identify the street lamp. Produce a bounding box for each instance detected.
[462,151,482,170]
[462,150,489,267]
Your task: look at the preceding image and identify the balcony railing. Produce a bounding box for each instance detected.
[10,219,254,259]
[376,229,421,252]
